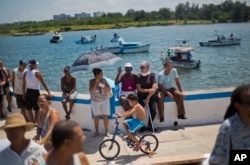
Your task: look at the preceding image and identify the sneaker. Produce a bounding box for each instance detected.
[105,132,111,137]
[7,106,12,112]
[93,132,99,137]
[178,115,187,120]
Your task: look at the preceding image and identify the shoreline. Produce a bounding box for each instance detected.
[0,20,219,36]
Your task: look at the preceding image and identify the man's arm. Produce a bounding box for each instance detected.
[69,77,76,95]
[175,78,183,93]
[22,72,26,98]
[36,72,51,96]
[11,71,15,90]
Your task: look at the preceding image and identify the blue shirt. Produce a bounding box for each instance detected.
[157,68,178,89]
[209,113,250,165]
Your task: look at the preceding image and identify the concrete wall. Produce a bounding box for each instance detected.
[1,87,232,133]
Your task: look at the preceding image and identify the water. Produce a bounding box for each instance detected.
[0,23,250,93]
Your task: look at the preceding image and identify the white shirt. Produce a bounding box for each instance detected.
[13,68,27,95]
[158,68,179,89]
[25,69,40,90]
[0,140,47,165]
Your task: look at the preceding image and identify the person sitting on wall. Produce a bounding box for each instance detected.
[157,59,187,121]
[61,66,77,120]
[115,63,138,118]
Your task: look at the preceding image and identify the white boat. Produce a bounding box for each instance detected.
[97,34,150,54]
[50,32,63,43]
[199,33,241,47]
[75,35,96,44]
[161,39,200,69]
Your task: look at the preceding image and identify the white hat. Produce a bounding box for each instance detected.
[124,62,132,68]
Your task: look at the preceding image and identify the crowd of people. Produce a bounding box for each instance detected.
[1,57,249,164]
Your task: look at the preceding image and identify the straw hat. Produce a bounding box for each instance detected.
[1,113,34,131]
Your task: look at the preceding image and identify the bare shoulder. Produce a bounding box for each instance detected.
[78,152,89,165]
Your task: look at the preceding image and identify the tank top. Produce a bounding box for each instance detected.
[13,68,27,95]
[90,78,108,102]
[26,69,40,90]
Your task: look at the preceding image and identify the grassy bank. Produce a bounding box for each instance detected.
[0,20,212,36]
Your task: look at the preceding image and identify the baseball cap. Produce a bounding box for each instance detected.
[28,59,39,65]
[124,62,132,68]
[19,60,27,65]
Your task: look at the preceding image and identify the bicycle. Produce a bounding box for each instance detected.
[99,114,159,160]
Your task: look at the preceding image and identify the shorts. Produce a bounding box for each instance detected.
[3,82,10,94]
[15,94,26,109]
[62,91,77,103]
[119,91,136,97]
[91,99,110,116]
[25,89,40,111]
[124,118,144,133]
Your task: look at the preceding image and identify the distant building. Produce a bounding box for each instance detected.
[74,12,91,19]
[53,14,72,21]
[93,11,105,17]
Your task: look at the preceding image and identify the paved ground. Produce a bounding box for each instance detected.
[0,119,220,165]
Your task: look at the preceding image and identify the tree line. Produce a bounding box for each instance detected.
[0,0,249,34]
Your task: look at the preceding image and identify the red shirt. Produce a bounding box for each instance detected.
[120,73,137,92]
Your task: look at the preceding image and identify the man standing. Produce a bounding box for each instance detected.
[12,60,28,120]
[157,59,186,120]
[23,59,51,123]
[0,68,6,119]
[61,66,77,120]
[0,60,12,112]
[0,113,47,165]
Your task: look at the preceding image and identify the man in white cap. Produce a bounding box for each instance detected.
[23,59,51,123]
[0,113,46,165]
[115,63,138,114]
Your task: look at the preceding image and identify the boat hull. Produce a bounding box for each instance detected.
[199,39,241,47]
[172,60,200,69]
[97,44,150,54]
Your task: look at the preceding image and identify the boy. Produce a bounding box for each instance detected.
[118,93,146,151]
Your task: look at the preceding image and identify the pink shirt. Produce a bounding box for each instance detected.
[120,73,137,92]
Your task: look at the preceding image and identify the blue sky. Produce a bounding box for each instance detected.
[0,0,249,23]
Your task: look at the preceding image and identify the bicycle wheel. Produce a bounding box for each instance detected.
[139,134,159,154]
[99,139,120,160]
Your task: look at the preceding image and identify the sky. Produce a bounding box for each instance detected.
[0,0,250,23]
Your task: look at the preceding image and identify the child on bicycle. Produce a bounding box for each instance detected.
[118,93,146,151]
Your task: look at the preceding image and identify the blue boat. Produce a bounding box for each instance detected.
[75,35,96,44]
[97,34,150,54]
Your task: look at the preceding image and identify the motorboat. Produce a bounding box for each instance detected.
[50,32,63,43]
[96,33,150,54]
[75,35,96,44]
[199,33,241,47]
[160,39,200,69]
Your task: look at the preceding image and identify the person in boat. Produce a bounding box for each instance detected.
[136,61,159,131]
[23,59,51,123]
[89,68,111,137]
[0,60,12,113]
[209,84,250,165]
[61,66,77,120]
[118,93,146,151]
[12,60,28,121]
[35,120,89,165]
[0,113,47,165]
[115,63,138,118]
[35,94,60,151]
[157,59,186,120]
